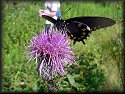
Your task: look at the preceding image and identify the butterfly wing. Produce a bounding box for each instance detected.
[66,21,91,44]
[42,15,57,24]
[66,16,116,31]
[42,15,116,44]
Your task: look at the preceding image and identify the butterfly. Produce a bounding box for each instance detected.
[42,15,116,44]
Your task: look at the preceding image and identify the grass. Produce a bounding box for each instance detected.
[2,1,124,93]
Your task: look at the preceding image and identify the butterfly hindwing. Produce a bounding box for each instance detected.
[66,21,91,44]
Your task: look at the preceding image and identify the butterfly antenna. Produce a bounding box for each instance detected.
[61,8,71,17]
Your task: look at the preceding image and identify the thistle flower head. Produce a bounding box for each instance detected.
[28,29,75,81]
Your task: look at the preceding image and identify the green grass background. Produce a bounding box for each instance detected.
[2,0,124,93]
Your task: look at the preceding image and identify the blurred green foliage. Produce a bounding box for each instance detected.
[2,1,124,93]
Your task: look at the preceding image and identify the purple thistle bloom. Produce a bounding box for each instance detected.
[28,29,76,81]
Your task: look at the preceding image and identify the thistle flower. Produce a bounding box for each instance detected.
[28,29,75,81]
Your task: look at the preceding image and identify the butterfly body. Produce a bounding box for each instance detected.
[54,18,66,30]
[42,15,116,44]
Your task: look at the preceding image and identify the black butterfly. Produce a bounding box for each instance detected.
[42,15,116,44]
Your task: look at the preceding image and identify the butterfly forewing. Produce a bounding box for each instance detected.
[66,16,116,31]
[42,15,57,24]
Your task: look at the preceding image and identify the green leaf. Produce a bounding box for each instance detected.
[67,74,76,87]
[33,82,38,91]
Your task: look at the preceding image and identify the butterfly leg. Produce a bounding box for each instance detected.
[73,40,76,44]
[45,24,51,33]
[82,40,85,44]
